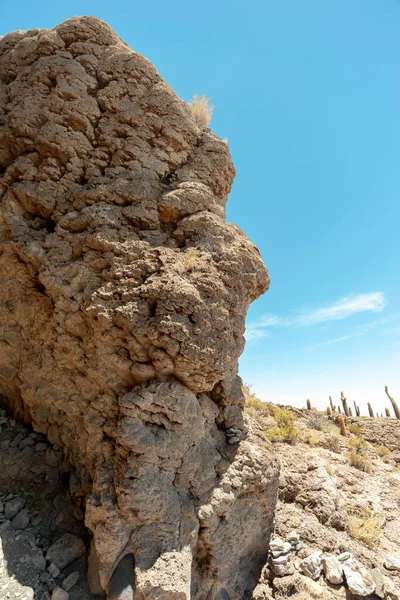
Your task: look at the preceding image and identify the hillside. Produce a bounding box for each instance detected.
[245,392,400,599]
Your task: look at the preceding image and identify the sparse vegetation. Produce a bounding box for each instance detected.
[348,506,384,548]
[188,94,213,128]
[307,412,328,431]
[348,436,371,472]
[303,430,319,446]
[264,407,298,445]
[375,445,391,458]
[184,247,197,270]
[243,383,271,417]
[348,423,362,436]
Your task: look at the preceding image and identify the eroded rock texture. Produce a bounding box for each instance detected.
[0,16,278,599]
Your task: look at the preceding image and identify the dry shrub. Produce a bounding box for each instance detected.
[307,413,328,431]
[323,423,340,436]
[189,94,213,128]
[348,423,362,435]
[303,430,320,446]
[348,436,371,472]
[243,383,270,417]
[348,507,384,548]
[264,407,298,445]
[184,248,197,270]
[375,445,391,458]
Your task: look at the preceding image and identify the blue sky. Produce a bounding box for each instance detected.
[2,1,400,414]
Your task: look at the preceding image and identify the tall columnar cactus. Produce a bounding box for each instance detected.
[329,396,334,411]
[341,392,349,416]
[326,406,332,416]
[353,401,360,417]
[306,399,312,411]
[385,386,400,419]
[385,407,391,418]
[348,407,353,417]
[367,403,375,418]
[338,405,342,414]
[338,414,346,436]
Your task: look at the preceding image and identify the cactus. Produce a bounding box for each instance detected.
[385,386,400,419]
[338,405,342,414]
[385,407,391,418]
[326,406,332,416]
[341,392,349,416]
[348,407,353,417]
[353,401,360,417]
[329,396,334,411]
[338,414,346,436]
[306,399,312,411]
[367,403,375,418]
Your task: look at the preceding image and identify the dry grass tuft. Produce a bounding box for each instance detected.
[348,423,362,435]
[348,436,371,472]
[184,248,197,271]
[189,94,213,128]
[348,507,384,548]
[375,445,392,458]
[243,383,271,417]
[307,413,328,431]
[264,407,298,445]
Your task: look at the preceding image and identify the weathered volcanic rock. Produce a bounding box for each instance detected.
[0,16,278,600]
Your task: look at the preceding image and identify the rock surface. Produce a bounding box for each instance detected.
[0,15,278,599]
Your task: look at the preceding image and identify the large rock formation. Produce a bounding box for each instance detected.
[0,16,278,599]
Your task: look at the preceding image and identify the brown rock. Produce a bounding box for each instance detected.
[0,15,277,600]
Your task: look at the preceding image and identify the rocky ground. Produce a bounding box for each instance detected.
[246,397,400,599]
[0,405,97,600]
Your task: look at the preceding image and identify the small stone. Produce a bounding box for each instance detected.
[271,542,291,557]
[321,555,343,584]
[36,442,48,452]
[4,496,26,520]
[40,572,51,583]
[269,537,285,553]
[19,437,35,449]
[342,557,376,597]
[291,540,303,552]
[371,567,385,599]
[384,556,400,571]
[300,552,323,580]
[11,507,30,529]
[338,551,351,562]
[21,446,34,457]
[51,589,69,600]
[31,514,42,527]
[270,561,295,577]
[10,433,24,447]
[46,533,85,570]
[272,553,290,565]
[48,563,60,578]
[0,439,10,451]
[61,572,79,591]
[287,530,300,543]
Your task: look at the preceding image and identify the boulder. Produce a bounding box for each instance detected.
[4,497,26,520]
[300,552,323,580]
[0,15,278,600]
[321,555,343,584]
[342,557,376,597]
[45,533,85,571]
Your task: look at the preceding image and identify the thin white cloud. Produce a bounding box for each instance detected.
[245,292,387,342]
[296,292,387,326]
